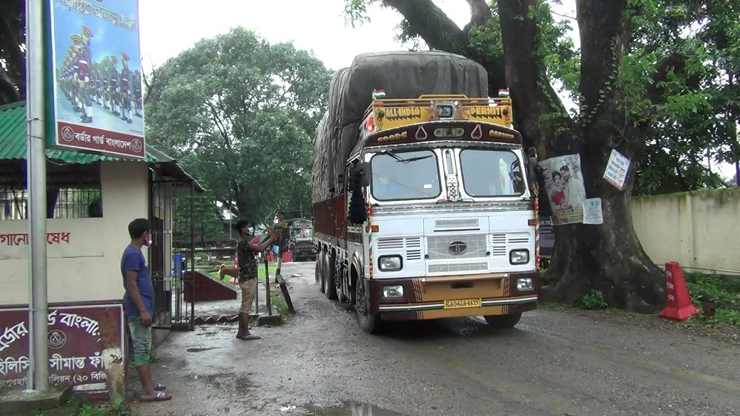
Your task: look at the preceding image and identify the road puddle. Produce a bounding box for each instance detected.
[186,347,218,352]
[286,401,407,415]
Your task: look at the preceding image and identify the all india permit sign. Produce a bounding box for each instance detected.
[45,0,146,159]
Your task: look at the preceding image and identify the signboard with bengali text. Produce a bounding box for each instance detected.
[46,0,146,158]
[0,219,104,260]
[0,304,124,394]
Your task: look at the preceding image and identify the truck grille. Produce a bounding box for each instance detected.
[428,262,488,273]
[427,234,487,260]
[376,237,422,261]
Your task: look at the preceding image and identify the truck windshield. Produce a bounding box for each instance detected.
[370,149,441,201]
[459,149,526,197]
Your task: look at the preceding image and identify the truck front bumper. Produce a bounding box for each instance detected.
[367,271,540,321]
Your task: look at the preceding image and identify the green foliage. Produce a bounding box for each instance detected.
[580,289,609,310]
[269,292,290,320]
[626,0,740,193]
[344,0,740,196]
[0,0,24,104]
[75,398,130,416]
[685,272,740,326]
[171,192,227,243]
[145,28,332,224]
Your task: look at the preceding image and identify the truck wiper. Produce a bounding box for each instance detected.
[382,150,431,164]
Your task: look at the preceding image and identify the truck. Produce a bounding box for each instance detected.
[289,218,316,261]
[311,51,541,334]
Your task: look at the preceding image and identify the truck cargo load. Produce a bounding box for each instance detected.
[312,51,489,204]
[310,50,541,335]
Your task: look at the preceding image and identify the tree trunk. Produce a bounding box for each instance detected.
[376,0,673,312]
[495,0,665,311]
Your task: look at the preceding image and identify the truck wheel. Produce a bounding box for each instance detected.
[355,278,382,334]
[484,313,522,328]
[323,254,338,300]
[317,252,325,293]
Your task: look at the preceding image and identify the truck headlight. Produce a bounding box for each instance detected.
[383,285,404,298]
[509,249,529,265]
[516,278,534,291]
[378,255,403,272]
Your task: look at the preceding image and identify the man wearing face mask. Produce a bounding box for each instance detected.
[233,219,279,340]
[121,218,171,402]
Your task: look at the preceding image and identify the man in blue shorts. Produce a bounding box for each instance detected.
[122,218,172,402]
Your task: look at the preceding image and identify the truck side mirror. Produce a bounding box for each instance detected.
[351,162,371,188]
[348,163,369,224]
[337,173,345,189]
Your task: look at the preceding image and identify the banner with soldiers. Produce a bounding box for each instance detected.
[48,0,146,159]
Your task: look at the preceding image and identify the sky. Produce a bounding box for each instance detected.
[138,0,733,180]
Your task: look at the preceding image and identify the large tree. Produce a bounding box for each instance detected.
[0,0,24,104]
[344,0,733,311]
[630,0,740,193]
[144,28,332,224]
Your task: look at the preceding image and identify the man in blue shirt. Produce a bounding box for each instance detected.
[122,218,172,402]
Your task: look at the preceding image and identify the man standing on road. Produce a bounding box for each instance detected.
[122,218,172,402]
[234,219,279,340]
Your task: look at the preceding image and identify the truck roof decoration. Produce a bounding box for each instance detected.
[361,94,517,145]
[311,51,490,204]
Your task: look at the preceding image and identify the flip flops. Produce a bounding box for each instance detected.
[141,391,172,402]
[237,334,262,341]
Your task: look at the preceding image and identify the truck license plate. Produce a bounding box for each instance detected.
[443,298,482,309]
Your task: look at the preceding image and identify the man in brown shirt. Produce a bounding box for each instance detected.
[230,219,278,340]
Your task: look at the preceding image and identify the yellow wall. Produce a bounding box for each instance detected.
[0,161,149,305]
[632,188,740,275]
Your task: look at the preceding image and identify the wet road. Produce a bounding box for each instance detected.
[134,261,740,416]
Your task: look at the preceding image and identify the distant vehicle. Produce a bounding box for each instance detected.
[289,218,316,262]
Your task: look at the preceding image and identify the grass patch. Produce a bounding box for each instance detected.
[271,293,290,318]
[253,293,290,327]
[75,398,130,416]
[538,268,740,327]
[207,262,277,284]
[35,396,131,416]
[684,272,740,326]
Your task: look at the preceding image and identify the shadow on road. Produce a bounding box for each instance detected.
[378,317,534,342]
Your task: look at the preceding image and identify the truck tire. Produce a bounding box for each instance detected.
[317,252,325,293]
[323,254,338,300]
[355,278,382,334]
[484,313,522,328]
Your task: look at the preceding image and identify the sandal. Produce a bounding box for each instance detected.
[141,391,172,402]
[237,334,261,341]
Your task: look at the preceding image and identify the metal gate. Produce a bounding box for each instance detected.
[149,175,196,331]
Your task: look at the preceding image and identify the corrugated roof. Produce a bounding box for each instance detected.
[0,101,157,163]
[0,101,205,192]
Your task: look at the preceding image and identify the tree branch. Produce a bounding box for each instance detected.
[496,0,574,154]
[644,52,688,105]
[382,0,507,94]
[465,0,491,27]
[0,67,20,103]
[383,0,469,53]
[576,0,629,115]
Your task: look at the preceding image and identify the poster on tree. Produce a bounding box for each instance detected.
[47,0,146,159]
[539,154,587,225]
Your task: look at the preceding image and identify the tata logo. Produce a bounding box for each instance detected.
[448,241,467,255]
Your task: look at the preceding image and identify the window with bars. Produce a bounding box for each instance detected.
[0,187,103,220]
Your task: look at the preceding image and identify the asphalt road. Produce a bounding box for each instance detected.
[133,261,740,416]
